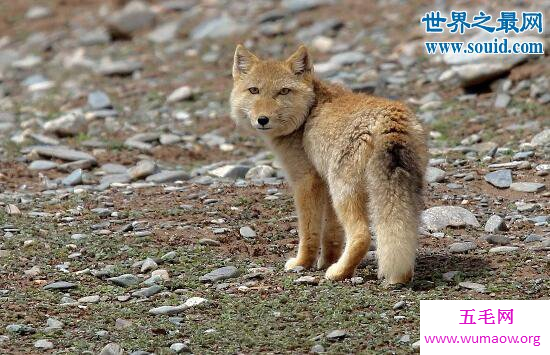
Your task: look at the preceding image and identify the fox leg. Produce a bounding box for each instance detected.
[317,199,344,269]
[284,174,324,271]
[324,181,370,281]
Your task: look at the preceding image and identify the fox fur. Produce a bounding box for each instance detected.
[230,45,428,284]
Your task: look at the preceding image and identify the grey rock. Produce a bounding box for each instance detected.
[459,281,486,293]
[199,266,240,283]
[79,27,111,46]
[5,324,36,335]
[245,165,276,179]
[148,21,181,43]
[141,258,158,272]
[425,167,446,183]
[128,160,157,180]
[393,301,406,310]
[45,318,63,331]
[62,169,83,186]
[43,281,77,290]
[167,86,192,103]
[32,146,96,162]
[449,241,476,253]
[99,342,124,355]
[485,235,511,245]
[510,182,545,193]
[513,151,533,160]
[282,0,329,13]
[170,342,191,353]
[159,134,181,145]
[26,6,51,19]
[91,208,112,217]
[148,304,186,315]
[101,163,128,174]
[422,206,480,231]
[99,174,131,188]
[531,129,550,146]
[311,344,325,353]
[191,15,246,39]
[524,234,543,243]
[88,90,111,110]
[294,275,319,285]
[28,160,57,171]
[329,51,366,67]
[494,93,510,108]
[442,271,458,281]
[239,226,256,238]
[489,246,518,254]
[97,60,142,76]
[107,0,155,38]
[132,285,162,298]
[484,169,512,188]
[146,170,189,183]
[44,112,86,136]
[107,274,139,287]
[326,329,348,341]
[484,215,507,233]
[209,165,250,179]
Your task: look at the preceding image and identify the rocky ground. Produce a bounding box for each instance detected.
[0,0,549,354]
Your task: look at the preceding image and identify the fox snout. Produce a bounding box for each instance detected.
[251,98,278,130]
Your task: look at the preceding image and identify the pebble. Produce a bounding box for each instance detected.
[449,241,477,253]
[28,160,58,171]
[326,329,348,341]
[99,342,124,355]
[485,235,511,245]
[459,281,486,293]
[148,304,186,315]
[425,167,446,183]
[167,86,193,103]
[5,324,36,335]
[34,339,54,350]
[132,285,163,298]
[128,160,157,180]
[88,90,112,110]
[170,342,191,353]
[294,275,319,285]
[43,281,77,291]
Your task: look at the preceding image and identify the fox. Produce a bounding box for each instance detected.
[229,44,428,284]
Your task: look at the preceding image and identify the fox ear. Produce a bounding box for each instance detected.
[286,45,312,75]
[233,44,258,78]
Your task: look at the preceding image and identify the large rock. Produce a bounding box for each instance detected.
[107,1,155,38]
[422,206,480,232]
[43,111,86,136]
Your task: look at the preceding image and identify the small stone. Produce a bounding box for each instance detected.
[97,60,142,76]
[34,339,53,350]
[209,165,251,179]
[494,93,511,108]
[159,134,181,145]
[184,297,208,308]
[107,274,140,287]
[239,226,256,238]
[115,318,133,329]
[99,342,124,355]
[43,281,77,291]
[294,276,319,285]
[350,276,364,285]
[393,301,406,310]
[489,246,518,254]
[531,129,550,146]
[425,167,446,183]
[88,90,112,110]
[484,169,512,188]
[311,344,325,353]
[127,160,156,180]
[5,204,21,215]
[6,324,35,335]
[151,269,170,281]
[26,6,51,19]
[148,305,186,315]
[510,182,545,193]
[44,112,86,136]
[167,86,193,103]
[245,165,276,179]
[412,340,420,351]
[442,271,458,281]
[141,258,158,273]
[78,295,100,303]
[484,235,511,246]
[449,242,477,253]
[170,342,191,353]
[326,329,348,341]
[145,170,189,183]
[422,206,480,231]
[199,266,240,283]
[107,0,155,38]
[132,285,163,298]
[45,318,63,331]
[62,169,83,186]
[28,160,58,171]
[199,238,221,246]
[459,282,486,293]
[32,146,96,163]
[484,215,507,232]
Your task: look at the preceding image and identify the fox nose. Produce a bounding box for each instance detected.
[257,116,270,126]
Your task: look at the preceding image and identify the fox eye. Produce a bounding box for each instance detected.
[248,87,259,94]
[279,88,291,95]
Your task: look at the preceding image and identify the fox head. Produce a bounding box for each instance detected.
[230,45,315,138]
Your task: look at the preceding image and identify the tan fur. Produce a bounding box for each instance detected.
[230,45,428,284]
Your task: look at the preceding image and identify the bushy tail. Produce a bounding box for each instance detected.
[367,134,425,284]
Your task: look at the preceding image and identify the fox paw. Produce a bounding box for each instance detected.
[325,262,354,281]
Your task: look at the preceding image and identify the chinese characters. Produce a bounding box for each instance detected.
[459,309,514,325]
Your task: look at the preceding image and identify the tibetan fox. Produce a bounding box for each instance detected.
[230,45,427,284]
